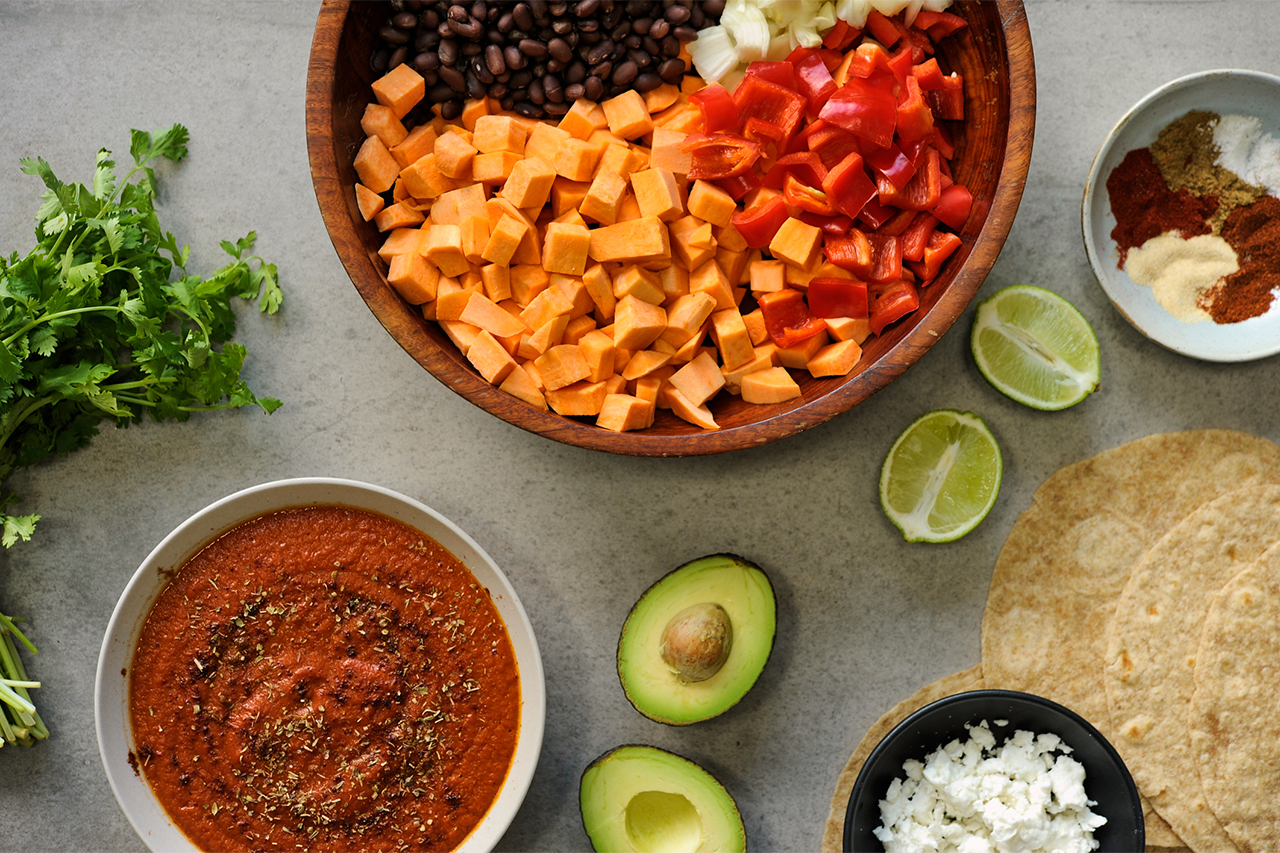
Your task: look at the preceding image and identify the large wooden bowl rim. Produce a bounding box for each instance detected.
[306,1,1035,457]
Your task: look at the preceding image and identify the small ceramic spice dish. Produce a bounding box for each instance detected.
[1083,69,1280,362]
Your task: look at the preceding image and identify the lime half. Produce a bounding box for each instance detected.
[879,409,1002,543]
[970,285,1100,411]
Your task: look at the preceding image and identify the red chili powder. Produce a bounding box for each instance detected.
[1203,194,1280,324]
[1107,147,1218,264]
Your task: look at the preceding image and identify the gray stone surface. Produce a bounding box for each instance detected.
[0,1,1275,850]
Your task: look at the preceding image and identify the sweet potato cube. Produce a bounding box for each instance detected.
[596,393,654,432]
[776,328,830,369]
[519,286,574,331]
[438,318,481,354]
[649,127,692,175]
[353,135,401,194]
[825,315,873,344]
[425,224,470,277]
[721,348,776,395]
[807,338,863,377]
[542,222,591,276]
[371,64,425,119]
[481,214,529,266]
[517,314,570,360]
[669,351,726,407]
[525,123,573,163]
[390,124,438,168]
[717,247,751,286]
[471,151,522,185]
[659,292,717,347]
[749,258,787,292]
[400,153,458,199]
[552,138,602,183]
[588,216,671,265]
[534,344,591,391]
[433,282,475,321]
[558,98,601,140]
[510,264,550,306]
[621,348,673,381]
[374,201,425,232]
[552,177,592,218]
[460,291,528,339]
[601,90,654,140]
[689,260,735,311]
[577,329,618,383]
[580,170,630,226]
[741,366,802,404]
[687,180,736,228]
[742,307,769,346]
[670,216,717,270]
[466,329,518,385]
[378,227,423,261]
[498,156,556,210]
[433,132,478,180]
[429,183,485,225]
[616,192,645,223]
[551,274,596,319]
[595,143,640,180]
[472,114,528,154]
[361,103,408,148]
[386,250,440,304]
[769,218,823,269]
[545,379,610,417]
[630,168,684,223]
[652,100,704,133]
[643,82,682,113]
[582,263,617,321]
[480,262,512,302]
[612,265,665,305]
[498,363,548,411]
[613,295,667,350]
[710,308,755,371]
[563,314,598,346]
[460,97,491,132]
[355,183,386,222]
[458,215,491,265]
[663,384,719,429]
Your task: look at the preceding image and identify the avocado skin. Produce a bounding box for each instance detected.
[617,553,777,726]
[578,744,748,853]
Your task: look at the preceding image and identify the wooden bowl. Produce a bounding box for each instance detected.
[305,1,1035,457]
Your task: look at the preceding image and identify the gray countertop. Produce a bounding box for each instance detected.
[0,1,1276,850]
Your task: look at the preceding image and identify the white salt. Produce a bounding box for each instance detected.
[1245,133,1280,195]
[1213,112,1280,195]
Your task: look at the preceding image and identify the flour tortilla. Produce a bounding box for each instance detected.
[1190,540,1280,853]
[1105,486,1280,852]
[981,430,1280,848]
[820,666,984,853]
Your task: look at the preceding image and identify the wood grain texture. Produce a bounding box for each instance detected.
[305,0,1035,456]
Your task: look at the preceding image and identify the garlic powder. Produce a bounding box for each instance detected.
[874,719,1107,853]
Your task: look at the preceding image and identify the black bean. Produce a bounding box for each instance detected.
[447,16,483,39]
[590,60,612,79]
[393,11,419,29]
[664,4,689,24]
[688,6,703,27]
[447,4,467,23]
[584,75,605,101]
[485,43,506,75]
[648,19,669,39]
[577,18,599,33]
[660,34,680,56]
[508,87,528,102]
[438,38,459,65]
[488,81,508,98]
[437,20,452,38]
[530,0,549,23]
[509,69,533,88]
[461,41,482,55]
[415,29,440,50]
[439,65,467,92]
[610,22,630,41]
[611,59,638,86]
[422,70,439,86]
[514,100,541,118]
[413,51,441,73]
[505,45,527,70]
[565,82,586,101]
[441,99,464,120]
[371,48,390,73]
[512,2,534,30]
[470,0,487,20]
[380,24,411,45]
[466,71,487,99]
[389,45,409,68]
[549,37,573,62]
[634,71,662,92]
[565,59,587,83]
[641,35,659,55]
[518,38,547,58]
[422,8,440,28]
[500,95,516,111]
[471,55,494,84]
[586,39,614,64]
[575,0,600,16]
[527,79,545,104]
[672,25,696,42]
[428,82,457,103]
[550,19,570,35]
[702,0,725,15]
[623,32,642,49]
[497,11,515,31]
[544,101,571,116]
[657,57,685,83]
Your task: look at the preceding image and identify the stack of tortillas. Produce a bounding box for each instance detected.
[823,430,1280,853]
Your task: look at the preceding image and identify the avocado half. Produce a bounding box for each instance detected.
[579,744,747,853]
[618,554,776,725]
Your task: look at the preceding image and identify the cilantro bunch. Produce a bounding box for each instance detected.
[0,124,282,746]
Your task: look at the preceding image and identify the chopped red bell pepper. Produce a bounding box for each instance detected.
[865,9,905,47]
[896,75,936,142]
[856,196,897,230]
[690,83,741,133]
[932,124,955,160]
[794,52,839,116]
[877,207,918,237]
[863,141,917,190]
[799,211,855,235]
[758,288,827,348]
[744,60,797,90]
[806,123,861,170]
[734,73,808,142]
[912,57,947,90]
[886,44,915,88]
[764,151,828,191]
[900,212,939,262]
[877,146,941,210]
[931,182,973,230]
[822,151,877,220]
[682,133,763,180]
[867,231,903,282]
[906,229,962,284]
[731,195,791,249]
[742,116,787,163]
[868,278,920,335]
[715,169,764,202]
[819,79,898,149]
[925,73,964,121]
[824,229,874,277]
[783,173,839,216]
[822,19,862,51]
[808,277,870,319]
[844,42,891,79]
[913,10,968,40]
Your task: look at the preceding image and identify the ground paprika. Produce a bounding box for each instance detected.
[1106,147,1217,265]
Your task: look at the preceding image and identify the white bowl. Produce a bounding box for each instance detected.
[1082,68,1280,362]
[95,478,545,852]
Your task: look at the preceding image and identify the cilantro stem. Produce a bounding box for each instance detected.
[3,305,122,349]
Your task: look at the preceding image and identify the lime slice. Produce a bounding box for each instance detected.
[879,409,1002,543]
[970,285,1100,411]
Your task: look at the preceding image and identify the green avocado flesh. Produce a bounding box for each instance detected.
[618,554,776,725]
[579,745,746,853]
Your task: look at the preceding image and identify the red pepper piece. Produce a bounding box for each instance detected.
[845,42,891,79]
[867,231,903,282]
[912,58,947,90]
[758,288,827,348]
[900,213,939,262]
[794,52,838,116]
[877,146,941,211]
[896,75,936,142]
[819,79,898,149]
[886,44,915,89]
[731,195,791,249]
[784,173,839,216]
[906,229,962,284]
[764,150,828,191]
[690,83,741,133]
[856,197,896,230]
[824,229,874,277]
[925,73,964,121]
[715,169,764,202]
[898,24,934,64]
[806,123,861,170]
[931,182,973,230]
[863,141,917,190]
[822,151,878,221]
[799,212,855,235]
[744,60,797,90]
[808,277,869,319]
[865,9,905,47]
[877,208,918,237]
[742,116,787,157]
[682,133,763,180]
[913,10,968,40]
[822,19,862,51]
[932,124,955,160]
[868,278,920,335]
[734,74,808,143]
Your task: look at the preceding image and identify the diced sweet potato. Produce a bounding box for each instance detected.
[630,167,684,222]
[355,183,386,222]
[769,217,823,269]
[601,90,654,140]
[662,384,719,429]
[361,103,408,148]
[378,227,423,261]
[481,214,529,266]
[749,258,787,293]
[649,126,692,175]
[688,260,736,311]
[433,131,478,180]
[535,345,591,391]
[373,201,425,232]
[353,135,401,194]
[596,393,654,432]
[613,295,667,350]
[371,64,425,119]
[390,124,438,168]
[472,114,527,154]
[740,366,802,404]
[425,224,470,277]
[519,285,574,331]
[807,338,863,377]
[472,150,522,184]
[710,308,755,371]
[466,329,518,385]
[612,265,664,305]
[581,263,616,321]
[386,250,440,305]
[498,363,548,411]
[553,138,602,182]
[580,170,630,226]
[481,263,512,302]
[546,379,610,417]
[669,351,726,407]
[659,292,716,348]
[588,216,671,265]
[542,221,591,276]
[399,153,458,199]
[825,316,873,344]
[525,123,573,163]
[686,180,736,228]
[460,291,529,339]
[776,328,830,369]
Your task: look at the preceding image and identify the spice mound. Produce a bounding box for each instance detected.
[874,720,1107,853]
[128,505,521,853]
[1107,109,1280,324]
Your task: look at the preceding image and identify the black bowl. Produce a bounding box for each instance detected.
[844,689,1144,853]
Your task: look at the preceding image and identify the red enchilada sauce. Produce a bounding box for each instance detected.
[128,505,520,852]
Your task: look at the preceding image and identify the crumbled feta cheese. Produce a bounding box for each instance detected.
[874,720,1107,853]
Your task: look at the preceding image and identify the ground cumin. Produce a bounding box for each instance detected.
[1151,110,1268,233]
[1201,195,1280,323]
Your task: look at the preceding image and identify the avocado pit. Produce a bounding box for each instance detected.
[659,602,732,683]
